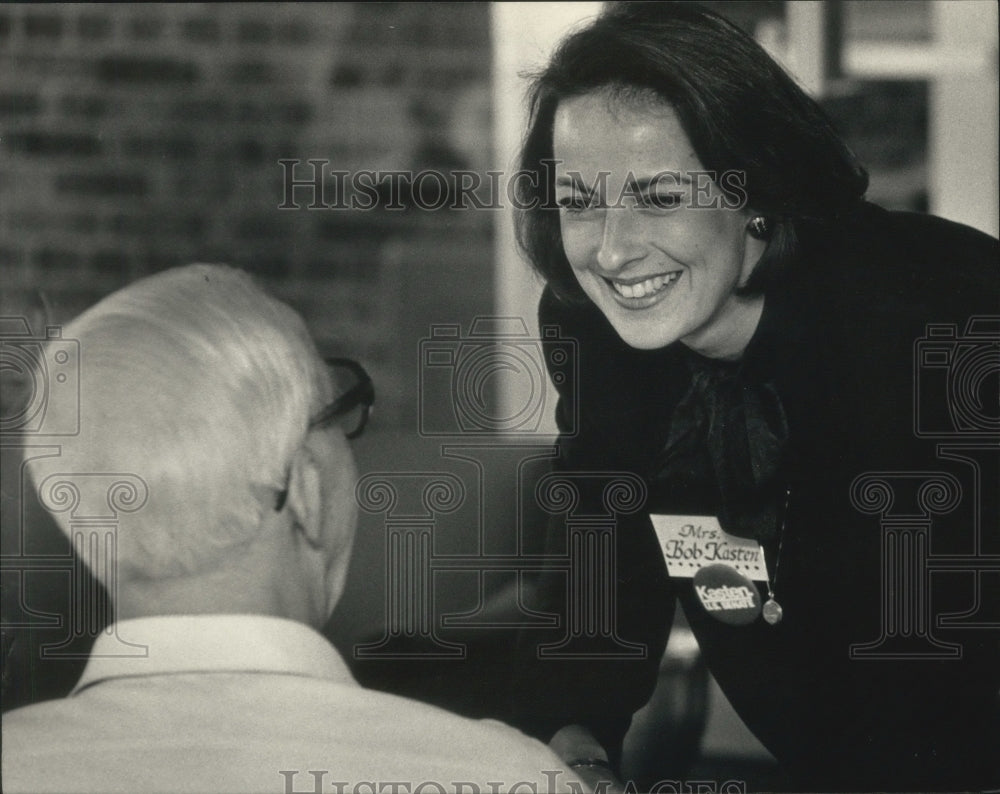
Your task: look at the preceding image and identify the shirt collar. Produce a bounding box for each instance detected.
[72,614,355,695]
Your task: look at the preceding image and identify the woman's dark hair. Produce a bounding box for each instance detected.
[515,1,869,303]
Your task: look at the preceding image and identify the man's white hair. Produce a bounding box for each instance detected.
[27,264,327,580]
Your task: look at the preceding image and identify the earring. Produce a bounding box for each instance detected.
[747,216,771,239]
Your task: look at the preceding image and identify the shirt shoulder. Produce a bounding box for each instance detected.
[2,673,583,793]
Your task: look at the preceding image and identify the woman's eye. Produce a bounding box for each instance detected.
[639,192,683,210]
[557,196,595,213]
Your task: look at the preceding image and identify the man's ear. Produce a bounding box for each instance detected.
[285,440,325,549]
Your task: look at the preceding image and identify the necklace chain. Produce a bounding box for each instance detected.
[766,487,792,602]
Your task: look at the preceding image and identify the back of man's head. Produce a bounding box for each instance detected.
[26,264,338,588]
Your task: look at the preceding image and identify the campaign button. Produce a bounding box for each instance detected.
[692,563,762,626]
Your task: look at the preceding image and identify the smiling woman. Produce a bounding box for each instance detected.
[504,3,1000,793]
[553,90,766,357]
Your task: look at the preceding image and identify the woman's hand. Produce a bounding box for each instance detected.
[549,724,627,793]
[567,761,627,794]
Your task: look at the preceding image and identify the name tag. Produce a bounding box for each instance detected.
[650,514,769,582]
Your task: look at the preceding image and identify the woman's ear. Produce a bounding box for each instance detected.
[285,442,325,549]
[739,210,771,287]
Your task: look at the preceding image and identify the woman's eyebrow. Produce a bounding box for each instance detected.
[555,173,693,188]
[629,172,694,189]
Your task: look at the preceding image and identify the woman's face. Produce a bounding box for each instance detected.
[552,91,766,357]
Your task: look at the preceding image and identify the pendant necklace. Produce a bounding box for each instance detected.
[762,487,791,625]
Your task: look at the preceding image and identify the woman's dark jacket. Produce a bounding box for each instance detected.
[508,202,1000,791]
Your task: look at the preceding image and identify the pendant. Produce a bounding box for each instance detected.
[762,598,783,625]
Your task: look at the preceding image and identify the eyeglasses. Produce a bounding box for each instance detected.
[274,357,374,511]
[312,357,375,439]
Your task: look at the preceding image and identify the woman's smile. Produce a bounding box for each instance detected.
[602,270,683,306]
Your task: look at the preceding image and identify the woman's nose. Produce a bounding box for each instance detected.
[595,207,645,273]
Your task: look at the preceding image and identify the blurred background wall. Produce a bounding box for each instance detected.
[1,2,496,428]
[1,1,997,787]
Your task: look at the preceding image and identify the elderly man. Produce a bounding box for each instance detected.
[2,264,582,794]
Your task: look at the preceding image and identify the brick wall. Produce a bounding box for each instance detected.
[0,2,496,429]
